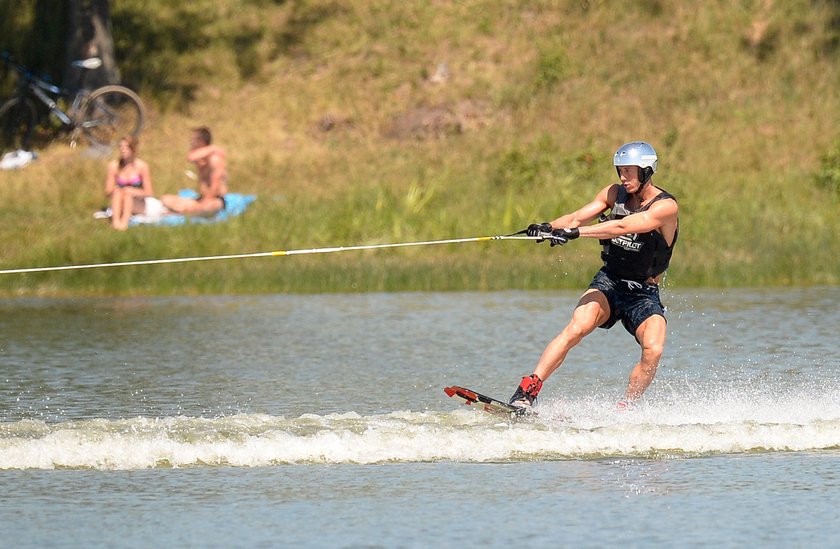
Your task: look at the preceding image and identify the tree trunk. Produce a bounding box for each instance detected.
[63,0,120,90]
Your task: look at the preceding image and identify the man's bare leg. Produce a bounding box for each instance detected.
[533,289,611,382]
[161,195,222,216]
[624,314,667,401]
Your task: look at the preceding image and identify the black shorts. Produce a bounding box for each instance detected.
[587,268,666,341]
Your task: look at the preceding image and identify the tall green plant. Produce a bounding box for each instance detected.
[815,139,840,195]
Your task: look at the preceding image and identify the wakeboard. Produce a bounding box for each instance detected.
[444,385,528,417]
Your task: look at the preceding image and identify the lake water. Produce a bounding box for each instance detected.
[1,287,839,547]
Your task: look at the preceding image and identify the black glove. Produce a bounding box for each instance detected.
[525,223,553,239]
[549,227,580,247]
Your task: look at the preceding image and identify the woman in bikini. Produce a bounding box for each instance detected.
[104,136,154,231]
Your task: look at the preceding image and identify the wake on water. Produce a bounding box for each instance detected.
[2,382,840,470]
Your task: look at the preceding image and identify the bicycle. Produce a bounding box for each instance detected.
[0,51,145,152]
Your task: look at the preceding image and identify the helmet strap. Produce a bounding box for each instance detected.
[616,166,654,194]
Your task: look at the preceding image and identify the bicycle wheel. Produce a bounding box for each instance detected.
[0,97,37,152]
[79,85,145,148]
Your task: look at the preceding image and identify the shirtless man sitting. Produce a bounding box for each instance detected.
[161,127,228,216]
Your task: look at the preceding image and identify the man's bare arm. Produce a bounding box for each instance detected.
[548,184,617,228]
[187,145,225,163]
[578,199,677,240]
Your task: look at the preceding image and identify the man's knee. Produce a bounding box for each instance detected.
[641,340,664,363]
[562,318,597,346]
[636,316,666,357]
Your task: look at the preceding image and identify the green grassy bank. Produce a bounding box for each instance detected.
[1,0,840,296]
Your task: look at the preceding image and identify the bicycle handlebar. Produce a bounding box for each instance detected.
[2,51,63,94]
[1,50,23,73]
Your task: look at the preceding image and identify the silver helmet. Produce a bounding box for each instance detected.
[614,141,657,184]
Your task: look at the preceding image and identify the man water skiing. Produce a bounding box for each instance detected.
[509,141,679,411]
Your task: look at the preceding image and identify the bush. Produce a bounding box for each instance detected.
[534,45,569,90]
[815,139,840,195]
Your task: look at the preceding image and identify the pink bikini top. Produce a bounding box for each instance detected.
[116,174,143,188]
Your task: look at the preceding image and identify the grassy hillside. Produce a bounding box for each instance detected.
[1,0,840,295]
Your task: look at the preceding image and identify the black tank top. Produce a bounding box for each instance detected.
[600,185,678,281]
